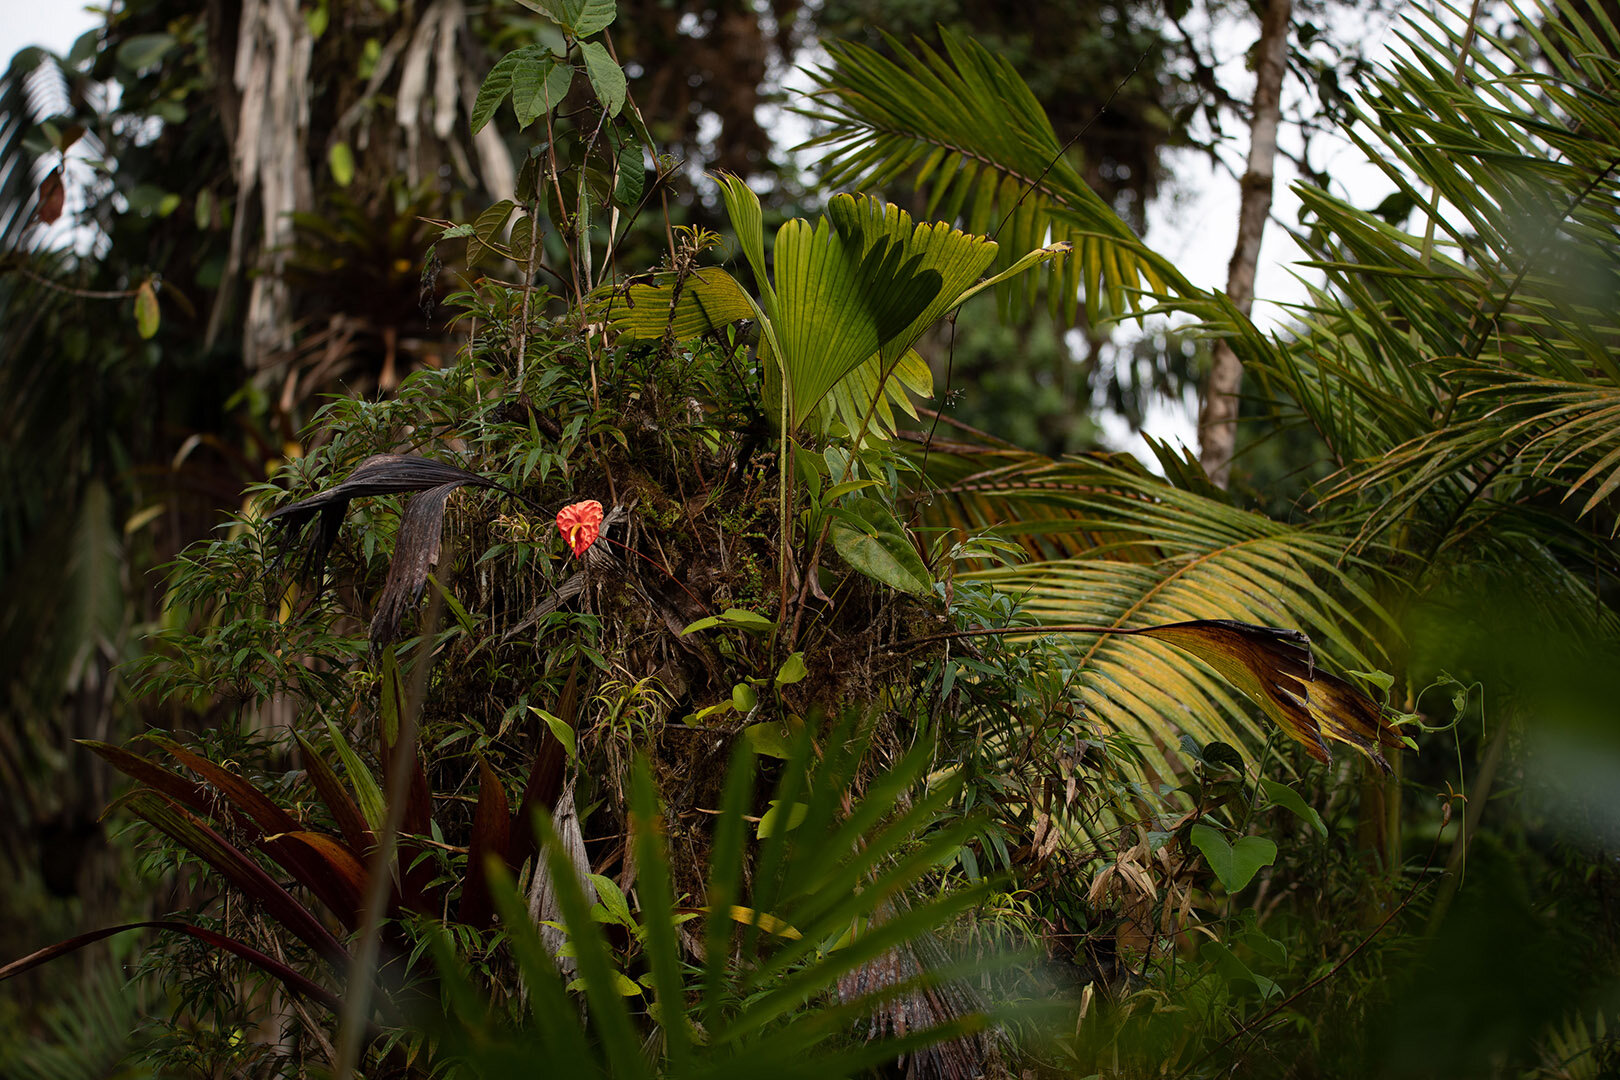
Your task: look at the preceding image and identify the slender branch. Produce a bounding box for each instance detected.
[1173,803,1456,1080]
[1,262,144,300]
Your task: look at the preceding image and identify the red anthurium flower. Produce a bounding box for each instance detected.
[556,500,604,558]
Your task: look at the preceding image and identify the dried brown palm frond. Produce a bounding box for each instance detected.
[266,453,527,652]
[838,921,1001,1080]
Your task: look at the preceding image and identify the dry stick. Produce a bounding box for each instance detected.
[2,262,145,300]
[515,168,545,385]
[332,584,446,1080]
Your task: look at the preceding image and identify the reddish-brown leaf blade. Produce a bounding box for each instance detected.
[1308,669,1401,771]
[145,733,300,838]
[36,166,64,225]
[78,739,213,818]
[508,659,579,868]
[458,757,512,928]
[0,921,344,1016]
[262,830,370,930]
[1131,619,1395,773]
[1132,620,1332,764]
[115,790,348,968]
[295,732,374,855]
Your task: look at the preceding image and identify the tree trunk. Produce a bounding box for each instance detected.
[1197,0,1291,488]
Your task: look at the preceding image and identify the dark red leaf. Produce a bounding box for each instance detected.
[145,733,300,838]
[116,790,348,969]
[262,831,370,930]
[79,739,214,819]
[458,757,512,928]
[508,659,579,868]
[36,167,64,225]
[1,921,346,1018]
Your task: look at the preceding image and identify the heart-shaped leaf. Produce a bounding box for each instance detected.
[1260,778,1327,837]
[1189,823,1276,893]
[829,497,932,596]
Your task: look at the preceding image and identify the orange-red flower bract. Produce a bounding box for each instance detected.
[556,500,604,558]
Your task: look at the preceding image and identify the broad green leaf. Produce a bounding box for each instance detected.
[1189,824,1276,893]
[775,652,807,686]
[681,608,777,635]
[470,49,523,135]
[756,800,808,838]
[134,279,160,339]
[771,214,941,430]
[468,199,515,264]
[530,706,577,764]
[829,497,933,596]
[117,33,175,71]
[613,134,644,206]
[1260,778,1328,837]
[327,141,354,187]
[512,51,572,128]
[732,683,758,712]
[580,41,625,116]
[587,874,633,925]
[1202,940,1281,998]
[743,723,796,760]
[325,719,385,832]
[606,268,753,341]
[715,174,775,311]
[528,0,615,37]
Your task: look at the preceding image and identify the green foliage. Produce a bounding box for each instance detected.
[8,3,1620,1078]
[431,721,993,1077]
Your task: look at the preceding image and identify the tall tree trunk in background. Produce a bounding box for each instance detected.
[1198,0,1291,488]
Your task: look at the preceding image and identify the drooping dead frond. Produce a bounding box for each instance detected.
[1129,620,1399,772]
[266,453,522,651]
[838,926,997,1080]
[367,480,460,654]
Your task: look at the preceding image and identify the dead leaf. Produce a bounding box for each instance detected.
[268,455,520,643]
[368,481,459,653]
[36,167,64,225]
[1130,619,1399,772]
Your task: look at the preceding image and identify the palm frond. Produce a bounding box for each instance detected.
[1241,2,1620,549]
[908,434,1394,777]
[798,29,1192,327]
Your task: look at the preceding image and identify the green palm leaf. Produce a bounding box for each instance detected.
[915,444,1393,778]
[798,28,1192,326]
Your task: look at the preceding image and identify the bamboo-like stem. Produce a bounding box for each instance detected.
[332,586,444,1080]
